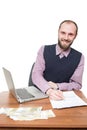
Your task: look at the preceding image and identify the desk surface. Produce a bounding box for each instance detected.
[0,90,87,130]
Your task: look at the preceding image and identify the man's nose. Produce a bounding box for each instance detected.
[64,34,69,40]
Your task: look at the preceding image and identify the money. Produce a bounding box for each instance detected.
[0,107,55,120]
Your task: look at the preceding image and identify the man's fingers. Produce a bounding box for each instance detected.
[49,89,64,100]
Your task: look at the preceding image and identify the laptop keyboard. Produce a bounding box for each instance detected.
[16,88,35,99]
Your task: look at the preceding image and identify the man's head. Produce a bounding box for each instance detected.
[58,20,78,51]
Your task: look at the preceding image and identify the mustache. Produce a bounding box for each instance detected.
[62,39,71,43]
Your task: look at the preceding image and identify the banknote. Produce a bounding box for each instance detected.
[0,107,55,120]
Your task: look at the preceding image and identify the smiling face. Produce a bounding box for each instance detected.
[58,21,77,51]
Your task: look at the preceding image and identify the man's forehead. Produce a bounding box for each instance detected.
[59,22,77,33]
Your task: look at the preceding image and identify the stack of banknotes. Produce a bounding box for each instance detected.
[0,107,55,120]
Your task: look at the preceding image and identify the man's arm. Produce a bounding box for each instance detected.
[32,46,64,100]
[32,46,51,93]
[55,54,84,91]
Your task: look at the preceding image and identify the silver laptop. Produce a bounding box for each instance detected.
[3,67,48,103]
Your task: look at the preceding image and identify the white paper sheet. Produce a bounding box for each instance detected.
[50,91,87,109]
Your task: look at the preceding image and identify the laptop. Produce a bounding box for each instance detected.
[3,67,48,103]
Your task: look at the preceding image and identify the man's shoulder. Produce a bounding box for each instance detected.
[38,44,56,54]
[44,44,57,51]
[45,44,56,47]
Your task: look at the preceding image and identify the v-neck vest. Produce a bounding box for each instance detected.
[43,44,82,83]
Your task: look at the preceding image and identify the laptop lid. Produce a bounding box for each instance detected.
[3,67,20,98]
[2,67,48,103]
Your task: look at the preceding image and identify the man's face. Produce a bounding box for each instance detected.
[58,22,77,50]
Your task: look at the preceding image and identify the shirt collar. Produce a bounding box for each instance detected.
[56,44,71,57]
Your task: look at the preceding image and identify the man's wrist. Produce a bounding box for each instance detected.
[46,88,53,95]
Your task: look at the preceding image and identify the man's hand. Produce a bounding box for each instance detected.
[48,81,58,89]
[46,88,64,100]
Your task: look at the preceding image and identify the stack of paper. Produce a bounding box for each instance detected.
[50,91,87,109]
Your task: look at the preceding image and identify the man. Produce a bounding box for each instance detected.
[32,20,84,100]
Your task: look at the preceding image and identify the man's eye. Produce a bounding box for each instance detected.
[69,33,73,36]
[61,32,65,34]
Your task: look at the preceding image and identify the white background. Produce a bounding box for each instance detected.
[0,0,87,96]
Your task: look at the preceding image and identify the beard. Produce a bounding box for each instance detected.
[58,39,73,51]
